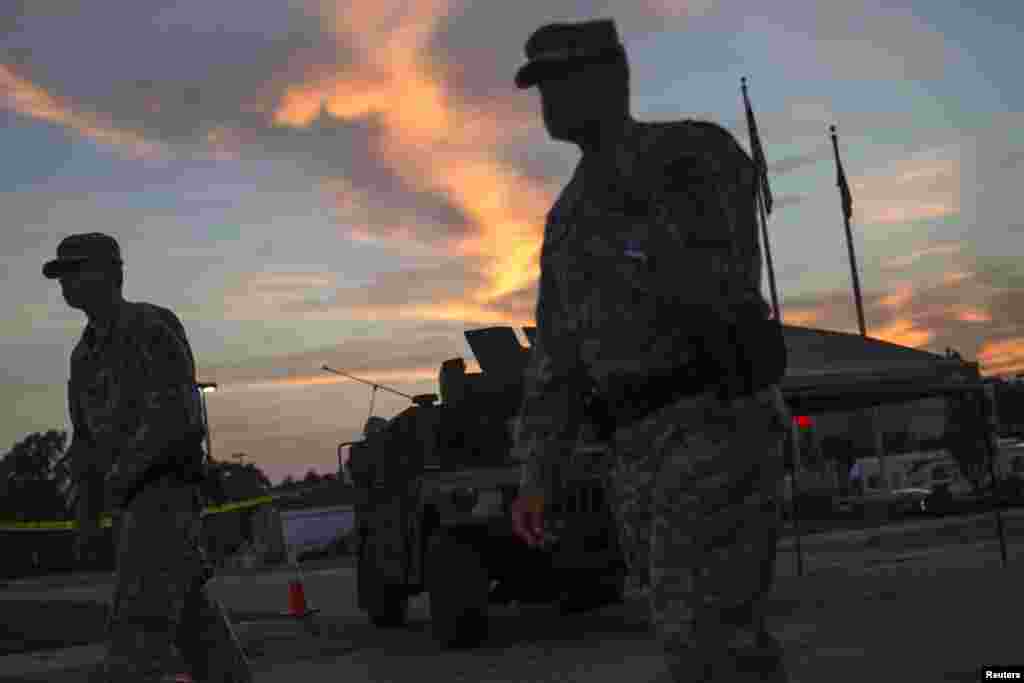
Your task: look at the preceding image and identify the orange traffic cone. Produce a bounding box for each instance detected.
[282,552,320,619]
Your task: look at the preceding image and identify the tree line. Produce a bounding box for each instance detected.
[0,430,276,521]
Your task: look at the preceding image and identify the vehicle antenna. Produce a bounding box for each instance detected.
[321,365,416,422]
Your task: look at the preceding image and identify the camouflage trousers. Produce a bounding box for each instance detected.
[94,478,253,683]
[604,385,790,683]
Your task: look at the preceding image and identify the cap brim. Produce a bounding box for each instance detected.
[515,61,541,89]
[43,258,88,279]
[515,59,573,89]
[515,48,625,89]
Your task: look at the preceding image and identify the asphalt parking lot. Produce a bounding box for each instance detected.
[3,510,1023,681]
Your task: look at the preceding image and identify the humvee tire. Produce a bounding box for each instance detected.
[358,536,408,628]
[559,572,627,615]
[427,530,489,649]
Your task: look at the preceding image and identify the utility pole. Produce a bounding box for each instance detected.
[197,382,217,464]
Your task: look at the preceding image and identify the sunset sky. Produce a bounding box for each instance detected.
[3,1,1023,484]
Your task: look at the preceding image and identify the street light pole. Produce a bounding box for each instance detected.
[197,382,217,464]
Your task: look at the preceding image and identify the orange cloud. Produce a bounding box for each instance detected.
[881,242,963,270]
[781,308,823,326]
[271,2,554,315]
[291,299,533,329]
[640,0,717,18]
[854,155,959,226]
[869,318,934,348]
[954,306,992,323]
[1,65,162,158]
[878,282,915,309]
[943,271,972,286]
[978,338,1024,376]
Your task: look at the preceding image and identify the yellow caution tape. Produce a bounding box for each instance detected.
[0,477,347,532]
[203,495,276,515]
[0,493,281,532]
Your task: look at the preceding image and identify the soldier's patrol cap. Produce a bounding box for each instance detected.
[43,232,123,279]
[515,18,626,89]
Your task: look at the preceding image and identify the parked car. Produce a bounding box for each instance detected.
[889,487,933,516]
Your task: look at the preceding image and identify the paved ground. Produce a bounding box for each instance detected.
[3,514,1024,682]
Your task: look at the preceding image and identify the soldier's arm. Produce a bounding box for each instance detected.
[652,124,774,398]
[66,377,106,524]
[511,259,582,499]
[66,378,95,482]
[651,123,767,323]
[109,314,204,493]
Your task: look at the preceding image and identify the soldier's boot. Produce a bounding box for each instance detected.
[176,583,253,683]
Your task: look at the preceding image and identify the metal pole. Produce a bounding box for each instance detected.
[789,419,805,577]
[980,385,1008,567]
[830,126,867,338]
[831,125,887,492]
[843,216,867,338]
[741,77,781,322]
[338,442,358,484]
[200,390,214,464]
[367,385,379,425]
[757,189,781,321]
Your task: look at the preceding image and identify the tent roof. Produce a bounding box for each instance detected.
[520,324,984,415]
[777,325,982,414]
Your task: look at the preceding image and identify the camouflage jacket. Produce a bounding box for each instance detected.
[68,301,206,506]
[511,118,767,497]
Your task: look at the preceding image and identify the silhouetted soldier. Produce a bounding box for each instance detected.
[508,19,790,681]
[45,233,252,681]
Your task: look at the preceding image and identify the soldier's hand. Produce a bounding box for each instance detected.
[511,494,547,548]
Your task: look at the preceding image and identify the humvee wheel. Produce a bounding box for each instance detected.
[357,536,408,628]
[559,573,627,616]
[427,530,489,649]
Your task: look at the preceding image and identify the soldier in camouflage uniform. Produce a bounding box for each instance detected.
[45,233,252,682]
[509,20,791,682]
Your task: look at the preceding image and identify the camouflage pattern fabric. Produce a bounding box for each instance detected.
[606,385,789,681]
[511,119,790,681]
[68,302,252,682]
[512,118,769,498]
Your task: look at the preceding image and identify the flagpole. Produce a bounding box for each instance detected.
[741,77,781,321]
[741,76,798,572]
[831,124,888,494]
[757,184,781,321]
[830,124,867,337]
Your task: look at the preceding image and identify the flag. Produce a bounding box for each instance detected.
[741,77,773,215]
[831,125,854,221]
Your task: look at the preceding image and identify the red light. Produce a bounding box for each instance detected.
[794,415,813,429]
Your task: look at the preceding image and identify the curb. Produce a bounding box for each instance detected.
[776,507,1024,551]
[0,643,104,678]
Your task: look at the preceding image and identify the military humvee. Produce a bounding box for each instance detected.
[344,326,627,648]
